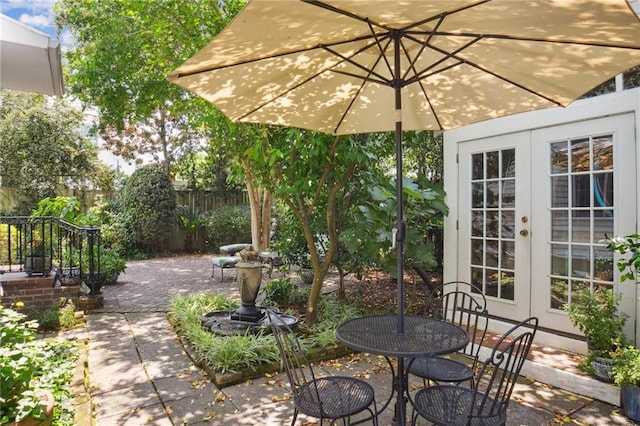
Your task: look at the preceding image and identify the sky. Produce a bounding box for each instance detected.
[1,0,61,40]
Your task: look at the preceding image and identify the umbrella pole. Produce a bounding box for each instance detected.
[395,110,405,334]
[393,35,405,335]
[393,33,408,426]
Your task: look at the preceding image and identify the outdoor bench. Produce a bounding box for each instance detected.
[211,256,242,281]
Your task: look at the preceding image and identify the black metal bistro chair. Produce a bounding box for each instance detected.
[407,281,489,387]
[267,310,378,426]
[411,316,539,426]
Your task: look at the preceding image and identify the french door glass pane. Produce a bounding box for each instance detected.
[551,211,568,241]
[472,154,483,180]
[548,134,614,310]
[486,182,500,207]
[502,180,515,207]
[501,241,515,269]
[551,176,568,207]
[551,278,568,309]
[594,210,614,242]
[502,211,515,238]
[486,151,499,179]
[571,139,590,172]
[469,148,516,301]
[593,136,613,171]
[550,142,568,173]
[472,183,484,208]
[472,211,484,236]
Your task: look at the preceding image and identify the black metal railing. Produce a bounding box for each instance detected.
[0,216,103,294]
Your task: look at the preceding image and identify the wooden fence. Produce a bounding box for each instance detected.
[0,188,250,252]
[170,191,249,251]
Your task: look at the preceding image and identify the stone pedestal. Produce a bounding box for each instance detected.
[78,294,104,311]
[230,261,263,322]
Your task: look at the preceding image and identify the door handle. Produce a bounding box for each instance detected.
[520,229,529,237]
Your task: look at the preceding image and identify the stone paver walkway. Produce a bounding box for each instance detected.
[71,254,634,425]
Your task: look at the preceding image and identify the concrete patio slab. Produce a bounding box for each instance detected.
[75,255,638,425]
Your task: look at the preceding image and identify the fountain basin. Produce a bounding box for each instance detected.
[201,308,299,335]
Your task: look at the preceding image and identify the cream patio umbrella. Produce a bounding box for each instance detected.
[168,0,640,332]
[0,14,64,97]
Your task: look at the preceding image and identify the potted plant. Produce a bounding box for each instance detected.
[176,205,205,252]
[24,237,51,277]
[606,234,640,420]
[565,287,628,381]
[611,343,640,421]
[81,244,126,293]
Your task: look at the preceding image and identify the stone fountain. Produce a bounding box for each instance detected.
[201,246,298,335]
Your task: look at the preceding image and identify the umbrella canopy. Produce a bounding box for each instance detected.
[169,0,640,332]
[0,14,64,97]
[169,0,640,134]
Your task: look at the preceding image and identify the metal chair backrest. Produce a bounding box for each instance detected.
[469,316,539,421]
[431,281,488,359]
[267,309,322,410]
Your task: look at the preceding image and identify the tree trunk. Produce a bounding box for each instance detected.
[159,110,171,175]
[245,176,272,252]
[412,265,440,294]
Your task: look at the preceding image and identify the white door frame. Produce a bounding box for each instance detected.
[444,88,640,348]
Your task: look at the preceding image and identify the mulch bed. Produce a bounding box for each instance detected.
[341,270,440,315]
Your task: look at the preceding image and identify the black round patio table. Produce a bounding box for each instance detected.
[335,314,468,426]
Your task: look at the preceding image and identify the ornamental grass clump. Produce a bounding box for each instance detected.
[169,292,366,374]
[169,293,280,373]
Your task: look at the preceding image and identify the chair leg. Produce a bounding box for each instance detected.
[211,265,225,281]
[290,408,298,426]
[367,407,379,426]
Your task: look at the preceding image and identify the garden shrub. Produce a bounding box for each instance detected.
[271,202,323,269]
[87,195,128,252]
[0,303,79,425]
[205,204,251,251]
[120,166,176,253]
[26,298,78,332]
[260,277,295,309]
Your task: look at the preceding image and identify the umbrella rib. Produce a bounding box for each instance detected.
[235,39,392,123]
[425,31,640,51]
[367,21,395,84]
[235,64,337,122]
[469,61,565,106]
[423,41,566,106]
[401,36,482,87]
[398,38,446,129]
[333,76,369,135]
[332,44,393,134]
[173,33,381,78]
[322,42,393,86]
[305,0,490,35]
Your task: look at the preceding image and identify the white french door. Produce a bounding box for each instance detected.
[457,113,636,333]
[530,114,636,334]
[458,133,531,319]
